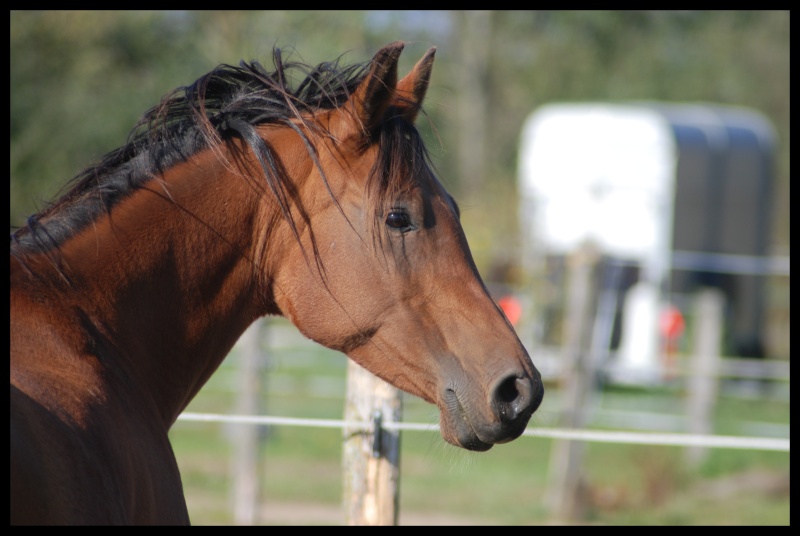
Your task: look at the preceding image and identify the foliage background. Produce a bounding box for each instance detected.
[10,11,790,273]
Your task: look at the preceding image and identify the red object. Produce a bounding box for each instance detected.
[660,305,685,340]
[659,305,685,354]
[497,295,523,326]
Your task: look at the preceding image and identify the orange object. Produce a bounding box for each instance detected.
[498,295,523,326]
[659,305,685,355]
[660,305,685,340]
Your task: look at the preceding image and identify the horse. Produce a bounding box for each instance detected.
[10,41,543,525]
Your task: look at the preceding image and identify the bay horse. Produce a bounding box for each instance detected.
[10,42,543,524]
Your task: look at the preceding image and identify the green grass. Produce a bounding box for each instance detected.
[169,319,790,525]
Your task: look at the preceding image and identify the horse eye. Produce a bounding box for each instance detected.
[385,211,411,230]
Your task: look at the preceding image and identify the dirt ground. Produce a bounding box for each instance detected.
[258,500,495,525]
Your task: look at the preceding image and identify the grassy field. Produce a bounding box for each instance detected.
[169,319,790,525]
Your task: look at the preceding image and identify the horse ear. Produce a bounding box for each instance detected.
[394,46,436,123]
[337,42,404,140]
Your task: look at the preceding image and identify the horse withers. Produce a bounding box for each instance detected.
[10,42,543,524]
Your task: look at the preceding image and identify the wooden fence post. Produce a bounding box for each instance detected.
[231,319,266,525]
[686,288,723,467]
[546,244,599,522]
[342,361,402,525]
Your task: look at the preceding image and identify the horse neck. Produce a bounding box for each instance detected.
[16,145,283,426]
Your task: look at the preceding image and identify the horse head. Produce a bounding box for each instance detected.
[268,43,543,450]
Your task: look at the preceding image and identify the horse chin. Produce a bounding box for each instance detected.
[442,429,494,452]
[439,390,494,452]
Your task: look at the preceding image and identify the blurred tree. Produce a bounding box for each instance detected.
[10,11,198,225]
[9,10,375,227]
[10,10,789,258]
[453,10,491,197]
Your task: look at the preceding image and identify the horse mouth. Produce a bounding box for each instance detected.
[439,389,494,452]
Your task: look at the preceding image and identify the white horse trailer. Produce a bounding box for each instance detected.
[518,102,776,384]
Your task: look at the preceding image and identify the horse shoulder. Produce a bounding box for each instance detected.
[10,385,73,524]
[10,284,190,524]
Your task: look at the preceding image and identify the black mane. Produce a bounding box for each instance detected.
[10,48,367,253]
[10,46,438,271]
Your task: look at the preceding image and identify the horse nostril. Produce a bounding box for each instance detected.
[492,374,534,422]
[497,375,521,404]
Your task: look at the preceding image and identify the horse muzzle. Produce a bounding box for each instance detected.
[439,369,544,451]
